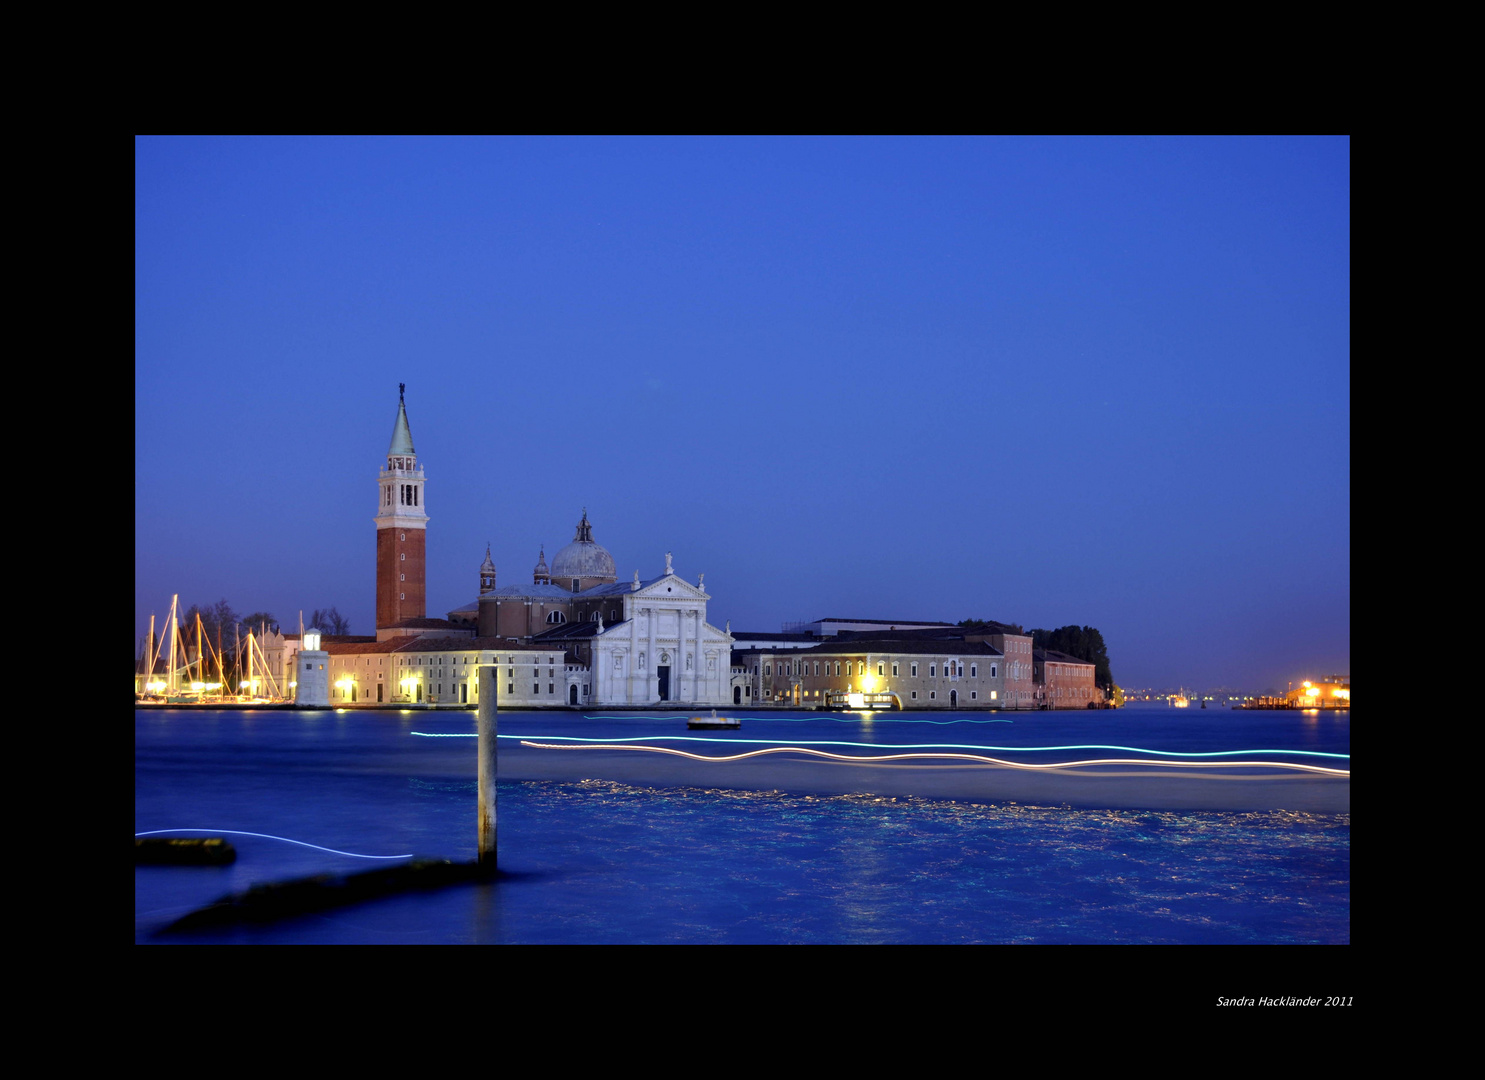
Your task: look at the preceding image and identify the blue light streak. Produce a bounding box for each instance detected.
[135,828,414,859]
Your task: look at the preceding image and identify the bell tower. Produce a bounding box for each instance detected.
[376,384,428,629]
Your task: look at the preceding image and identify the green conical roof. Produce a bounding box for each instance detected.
[388,390,416,456]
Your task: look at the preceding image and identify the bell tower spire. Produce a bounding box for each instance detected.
[376,384,429,629]
[479,544,497,595]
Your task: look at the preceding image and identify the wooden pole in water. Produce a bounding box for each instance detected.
[477,663,497,868]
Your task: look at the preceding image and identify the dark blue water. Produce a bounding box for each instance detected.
[135,706,1349,943]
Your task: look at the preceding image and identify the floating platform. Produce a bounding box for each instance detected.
[688,711,740,729]
[135,837,237,865]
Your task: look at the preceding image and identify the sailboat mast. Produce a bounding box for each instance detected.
[166,594,179,694]
[196,613,206,687]
[216,622,226,697]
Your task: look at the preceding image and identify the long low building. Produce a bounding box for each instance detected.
[731,637,1008,708]
[322,636,583,707]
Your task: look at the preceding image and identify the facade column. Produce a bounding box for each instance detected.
[628,612,638,703]
[647,608,657,703]
[693,608,702,703]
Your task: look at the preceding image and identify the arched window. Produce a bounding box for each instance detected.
[546,610,567,624]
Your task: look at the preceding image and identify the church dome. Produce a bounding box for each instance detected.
[551,510,616,584]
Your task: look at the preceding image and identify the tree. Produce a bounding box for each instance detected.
[309,607,351,635]
[958,618,1025,634]
[241,612,280,634]
[180,599,239,645]
[1029,625,1114,692]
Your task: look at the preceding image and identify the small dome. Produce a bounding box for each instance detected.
[551,510,616,584]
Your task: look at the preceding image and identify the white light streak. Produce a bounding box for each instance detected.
[517,742,1351,777]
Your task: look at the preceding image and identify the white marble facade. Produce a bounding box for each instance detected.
[590,559,732,707]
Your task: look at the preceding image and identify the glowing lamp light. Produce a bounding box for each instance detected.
[146,680,166,693]
[303,628,321,651]
[847,692,865,709]
[1305,686,1320,698]
[190,682,205,692]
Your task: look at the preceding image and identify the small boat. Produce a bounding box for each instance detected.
[688,709,740,729]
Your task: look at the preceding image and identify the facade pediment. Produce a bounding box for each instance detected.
[633,574,708,602]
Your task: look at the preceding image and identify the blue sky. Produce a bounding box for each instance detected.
[135,136,1349,691]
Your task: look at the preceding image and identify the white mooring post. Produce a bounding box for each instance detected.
[477,664,497,867]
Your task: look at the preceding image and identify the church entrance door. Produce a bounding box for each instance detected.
[734,686,741,705]
[569,684,578,705]
[657,666,671,702]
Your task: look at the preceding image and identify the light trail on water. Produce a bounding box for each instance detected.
[410,730,1349,761]
[134,828,415,859]
[515,742,1352,776]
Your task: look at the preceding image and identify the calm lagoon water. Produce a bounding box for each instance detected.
[135,705,1349,944]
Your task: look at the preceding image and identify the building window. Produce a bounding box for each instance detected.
[911,663,918,677]
[930,665,936,677]
[892,663,899,676]
[971,691,977,700]
[911,691,918,700]
[930,691,937,700]
[971,664,977,677]
[878,663,884,676]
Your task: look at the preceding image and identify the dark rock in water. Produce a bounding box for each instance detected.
[159,859,496,933]
[136,837,236,865]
